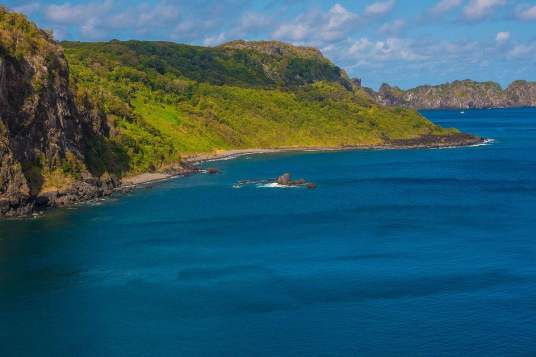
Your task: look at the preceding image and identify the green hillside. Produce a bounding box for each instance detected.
[62,40,455,175]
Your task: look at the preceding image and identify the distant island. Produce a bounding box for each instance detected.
[367,79,536,110]
[0,7,482,217]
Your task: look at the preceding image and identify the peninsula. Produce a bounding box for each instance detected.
[0,7,482,217]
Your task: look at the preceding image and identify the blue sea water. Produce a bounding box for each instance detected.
[1,108,536,356]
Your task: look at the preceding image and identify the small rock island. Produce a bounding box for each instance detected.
[276,173,317,189]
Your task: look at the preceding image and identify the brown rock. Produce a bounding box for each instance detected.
[277,173,291,185]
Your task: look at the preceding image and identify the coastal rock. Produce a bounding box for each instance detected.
[207,168,221,174]
[277,173,291,185]
[387,133,484,148]
[276,173,316,188]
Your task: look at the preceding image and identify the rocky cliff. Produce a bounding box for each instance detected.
[372,80,536,109]
[0,7,118,216]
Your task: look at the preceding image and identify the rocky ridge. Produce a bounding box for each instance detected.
[370,80,536,109]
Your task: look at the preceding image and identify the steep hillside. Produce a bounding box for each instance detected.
[62,40,465,175]
[373,80,536,109]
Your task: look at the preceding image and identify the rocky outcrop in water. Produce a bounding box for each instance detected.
[206,168,221,174]
[372,80,536,109]
[276,173,316,189]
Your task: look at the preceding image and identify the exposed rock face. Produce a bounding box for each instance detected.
[372,80,536,109]
[506,81,536,107]
[0,8,118,216]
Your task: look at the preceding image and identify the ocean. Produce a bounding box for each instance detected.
[1,108,535,356]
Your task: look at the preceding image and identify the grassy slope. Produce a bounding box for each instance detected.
[63,40,456,175]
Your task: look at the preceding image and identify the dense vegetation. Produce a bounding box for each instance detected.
[0,7,53,59]
[62,40,455,175]
[0,6,467,216]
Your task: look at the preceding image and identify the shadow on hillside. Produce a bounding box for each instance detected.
[83,135,131,178]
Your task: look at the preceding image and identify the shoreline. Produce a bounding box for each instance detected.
[1,134,488,218]
[123,135,490,187]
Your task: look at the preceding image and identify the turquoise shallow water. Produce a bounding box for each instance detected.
[1,108,536,356]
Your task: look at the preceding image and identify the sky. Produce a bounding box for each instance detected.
[5,0,536,89]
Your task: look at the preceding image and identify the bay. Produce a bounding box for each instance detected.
[1,108,536,356]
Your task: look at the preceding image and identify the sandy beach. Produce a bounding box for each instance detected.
[121,134,488,188]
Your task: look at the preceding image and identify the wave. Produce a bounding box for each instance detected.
[471,138,496,147]
[204,154,245,163]
[433,138,496,150]
[257,182,299,189]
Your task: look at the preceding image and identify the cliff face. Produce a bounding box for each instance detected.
[506,81,536,107]
[0,8,117,216]
[373,80,536,109]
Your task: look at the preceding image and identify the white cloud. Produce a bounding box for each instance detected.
[516,4,536,21]
[12,2,41,15]
[237,12,273,34]
[365,1,396,16]
[42,1,116,38]
[272,4,360,45]
[273,23,310,41]
[138,4,180,27]
[204,33,227,46]
[496,31,510,44]
[348,37,426,63]
[507,42,536,59]
[429,0,463,16]
[44,1,113,25]
[380,19,406,35]
[42,1,184,39]
[463,0,506,21]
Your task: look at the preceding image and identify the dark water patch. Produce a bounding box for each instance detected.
[281,270,531,307]
[94,270,533,319]
[125,203,503,228]
[323,253,414,262]
[320,177,534,187]
[177,265,272,281]
[0,266,82,298]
